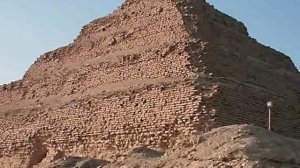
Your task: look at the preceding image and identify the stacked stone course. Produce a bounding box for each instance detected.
[177,0,300,138]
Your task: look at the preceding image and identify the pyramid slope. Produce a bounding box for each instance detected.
[0,0,300,167]
[175,0,300,137]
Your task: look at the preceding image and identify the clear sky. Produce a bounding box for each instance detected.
[0,1,299,84]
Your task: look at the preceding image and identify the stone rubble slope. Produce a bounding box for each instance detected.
[42,125,300,168]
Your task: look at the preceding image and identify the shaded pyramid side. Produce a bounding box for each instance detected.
[175,0,300,137]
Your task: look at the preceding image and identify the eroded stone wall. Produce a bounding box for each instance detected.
[0,80,218,168]
[177,0,300,138]
[0,1,206,167]
[213,80,300,139]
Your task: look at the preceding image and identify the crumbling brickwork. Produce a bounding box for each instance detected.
[176,0,300,138]
[0,0,299,167]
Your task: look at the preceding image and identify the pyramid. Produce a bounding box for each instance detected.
[0,0,299,167]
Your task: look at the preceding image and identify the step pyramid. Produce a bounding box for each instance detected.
[0,0,299,167]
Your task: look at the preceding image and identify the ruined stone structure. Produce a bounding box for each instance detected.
[0,0,299,167]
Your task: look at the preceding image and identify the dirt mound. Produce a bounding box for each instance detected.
[47,157,109,168]
[38,125,300,168]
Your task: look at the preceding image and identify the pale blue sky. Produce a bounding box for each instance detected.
[0,1,299,84]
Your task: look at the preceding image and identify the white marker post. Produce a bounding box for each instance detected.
[267,101,273,131]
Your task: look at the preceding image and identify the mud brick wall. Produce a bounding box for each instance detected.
[0,0,191,105]
[213,80,300,139]
[46,82,202,151]
[178,0,300,138]
[0,80,215,162]
[177,0,300,101]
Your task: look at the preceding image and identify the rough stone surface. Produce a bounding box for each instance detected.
[0,0,299,167]
[33,125,300,168]
[106,124,300,168]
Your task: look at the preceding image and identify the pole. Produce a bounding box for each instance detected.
[267,101,273,131]
[268,107,271,131]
